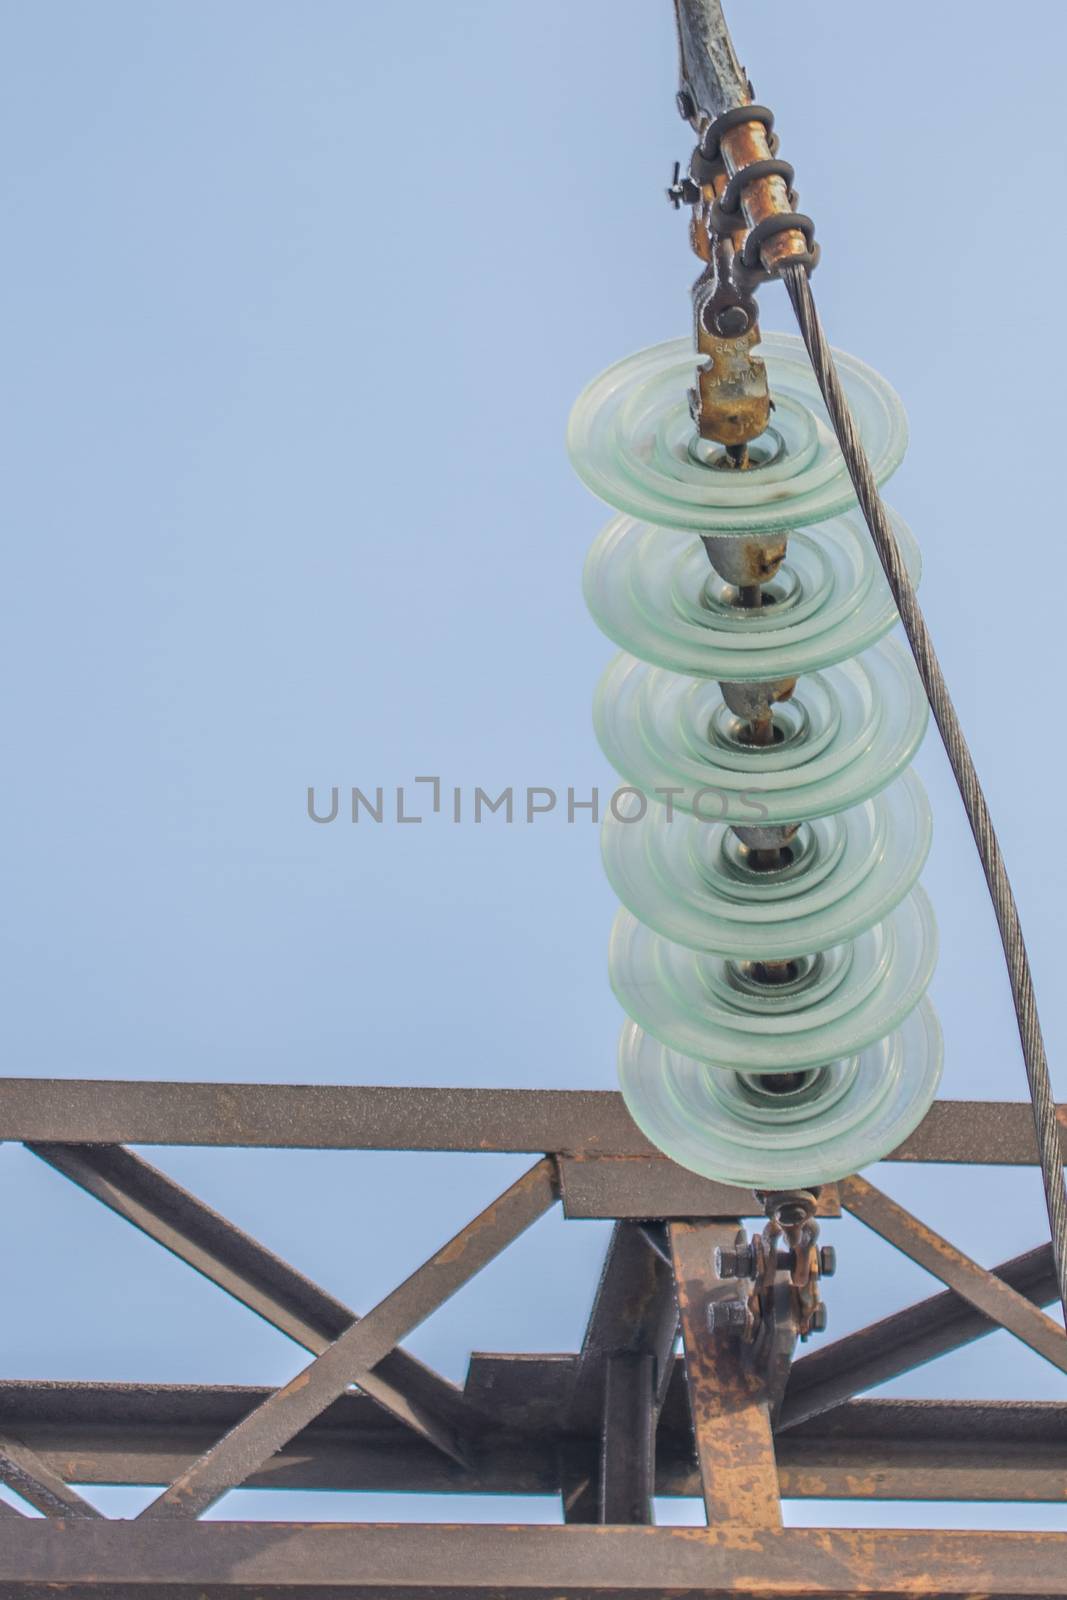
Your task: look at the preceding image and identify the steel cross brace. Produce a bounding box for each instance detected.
[4,1082,1067,1574]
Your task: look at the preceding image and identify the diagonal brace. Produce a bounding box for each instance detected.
[137,1157,559,1520]
[0,1433,102,1519]
[781,1240,1057,1429]
[27,1140,475,1464]
[840,1176,1067,1375]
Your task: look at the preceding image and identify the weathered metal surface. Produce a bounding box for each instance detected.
[674,2,811,277]
[674,0,748,123]
[137,1159,559,1520]
[694,317,771,445]
[566,1224,678,1434]
[561,1223,676,1523]
[6,1081,1063,1160]
[599,1352,656,1524]
[781,1241,1057,1429]
[559,1157,840,1220]
[840,1176,1067,1375]
[718,118,808,275]
[668,1219,781,1527]
[2,1080,651,1151]
[0,1433,102,1519]
[5,1379,1066,1503]
[893,1099,1067,1165]
[557,1439,599,1524]
[7,1078,1067,1583]
[775,1398,1067,1506]
[3,1522,1067,1596]
[29,1141,473,1463]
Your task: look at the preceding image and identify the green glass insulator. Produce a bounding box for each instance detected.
[584,509,921,680]
[601,770,931,959]
[616,1000,943,1188]
[608,887,938,1073]
[567,333,907,534]
[594,638,928,824]
[571,331,942,1191]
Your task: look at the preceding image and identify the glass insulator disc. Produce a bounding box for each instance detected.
[583,508,921,680]
[617,998,943,1188]
[594,637,928,825]
[568,332,907,534]
[601,770,932,959]
[608,885,938,1072]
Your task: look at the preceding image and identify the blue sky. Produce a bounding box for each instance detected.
[1,0,1065,1529]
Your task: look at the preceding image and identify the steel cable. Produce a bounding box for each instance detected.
[781,262,1067,1330]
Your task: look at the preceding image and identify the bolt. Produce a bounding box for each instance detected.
[714,1243,755,1280]
[676,87,696,122]
[666,162,701,209]
[707,1296,749,1334]
[810,1302,829,1334]
[714,305,750,338]
[818,1245,837,1278]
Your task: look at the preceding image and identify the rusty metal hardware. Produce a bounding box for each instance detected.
[707,1193,832,1374]
[666,161,701,210]
[671,1,817,461]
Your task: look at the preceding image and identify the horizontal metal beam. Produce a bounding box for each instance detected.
[7,1380,1064,1502]
[2,1522,1065,1596]
[4,1081,1064,1161]
[558,1159,840,1219]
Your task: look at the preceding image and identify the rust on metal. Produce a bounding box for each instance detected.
[3,1520,1067,1595]
[840,1174,1067,1376]
[136,1157,559,1521]
[0,1433,102,1520]
[669,1219,782,1527]
[4,1079,1065,1160]
[694,319,771,446]
[559,1154,841,1221]
[718,118,810,275]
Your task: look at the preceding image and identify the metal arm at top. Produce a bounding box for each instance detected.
[673,0,750,126]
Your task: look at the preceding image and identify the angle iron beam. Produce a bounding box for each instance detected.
[3,1382,1065,1502]
[566,1223,678,1434]
[599,1351,655,1524]
[562,1223,675,1525]
[3,1080,1064,1161]
[2,1522,1067,1596]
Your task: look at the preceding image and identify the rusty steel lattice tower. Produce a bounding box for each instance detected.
[1,1081,1066,1593]
[4,2,1067,1595]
